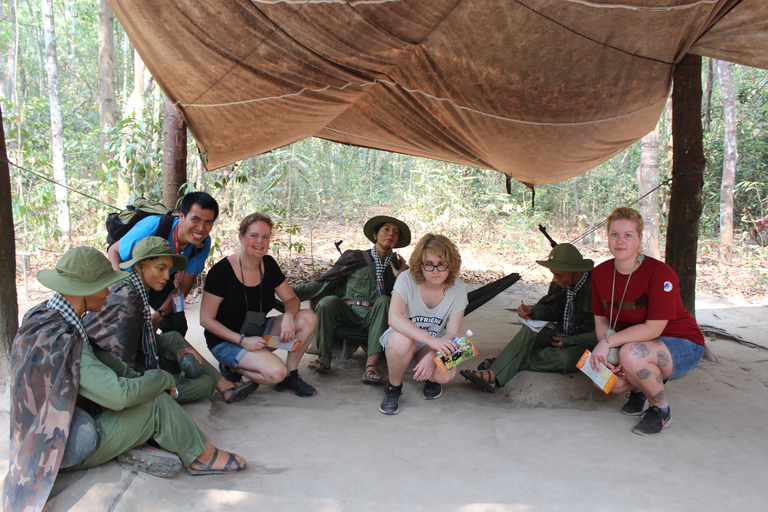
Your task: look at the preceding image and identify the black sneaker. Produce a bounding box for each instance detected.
[380,384,402,415]
[275,370,316,397]
[423,380,442,400]
[632,406,671,436]
[621,391,648,416]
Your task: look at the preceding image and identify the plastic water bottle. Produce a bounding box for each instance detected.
[451,329,474,354]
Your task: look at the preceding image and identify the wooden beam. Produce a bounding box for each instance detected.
[667,54,705,316]
[0,105,19,388]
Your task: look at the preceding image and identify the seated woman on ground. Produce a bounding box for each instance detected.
[84,236,257,404]
[590,206,705,436]
[200,212,318,397]
[379,233,468,415]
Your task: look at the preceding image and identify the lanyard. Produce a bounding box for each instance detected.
[172,223,194,289]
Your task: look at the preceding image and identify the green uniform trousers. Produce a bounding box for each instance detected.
[146,332,218,404]
[491,326,586,386]
[314,295,390,368]
[70,392,207,469]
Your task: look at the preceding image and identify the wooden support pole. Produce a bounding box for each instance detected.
[667,54,705,316]
[0,105,19,388]
[162,96,187,209]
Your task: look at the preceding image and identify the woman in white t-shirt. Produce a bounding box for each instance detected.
[378,234,468,415]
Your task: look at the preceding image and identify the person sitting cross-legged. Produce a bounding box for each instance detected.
[3,247,246,512]
[461,243,597,392]
[84,236,257,405]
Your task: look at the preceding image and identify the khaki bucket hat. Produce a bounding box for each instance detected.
[119,236,188,271]
[535,243,594,272]
[363,216,411,248]
[37,246,127,296]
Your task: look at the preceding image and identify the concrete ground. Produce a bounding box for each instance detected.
[2,281,767,512]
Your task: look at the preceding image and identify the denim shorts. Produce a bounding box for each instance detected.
[379,327,426,352]
[210,317,275,368]
[660,336,705,381]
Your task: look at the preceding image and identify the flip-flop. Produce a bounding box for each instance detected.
[361,364,382,384]
[219,362,242,382]
[220,381,258,404]
[187,447,246,476]
[477,358,495,371]
[308,360,331,374]
[460,369,497,393]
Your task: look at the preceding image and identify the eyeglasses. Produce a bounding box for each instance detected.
[421,262,448,272]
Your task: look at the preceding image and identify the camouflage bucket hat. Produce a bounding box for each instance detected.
[37,246,127,296]
[535,243,594,272]
[363,215,411,248]
[119,236,188,271]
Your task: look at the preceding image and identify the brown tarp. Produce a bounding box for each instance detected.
[109,0,768,184]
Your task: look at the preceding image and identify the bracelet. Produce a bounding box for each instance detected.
[238,333,245,347]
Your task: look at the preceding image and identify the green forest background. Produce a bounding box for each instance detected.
[2,1,767,288]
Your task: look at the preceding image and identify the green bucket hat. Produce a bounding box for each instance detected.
[37,246,127,296]
[535,243,594,273]
[363,216,411,248]
[119,236,189,271]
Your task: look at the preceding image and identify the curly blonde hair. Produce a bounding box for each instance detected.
[409,233,461,287]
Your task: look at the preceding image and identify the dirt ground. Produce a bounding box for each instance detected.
[3,216,768,511]
[2,280,767,511]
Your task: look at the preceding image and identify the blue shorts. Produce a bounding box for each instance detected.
[210,317,275,368]
[660,336,705,381]
[379,327,426,352]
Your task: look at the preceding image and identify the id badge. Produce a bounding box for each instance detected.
[172,292,185,313]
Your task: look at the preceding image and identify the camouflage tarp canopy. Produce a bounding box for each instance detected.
[109,0,768,184]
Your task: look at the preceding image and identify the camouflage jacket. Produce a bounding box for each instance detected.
[3,302,84,512]
[83,279,142,366]
[83,279,185,372]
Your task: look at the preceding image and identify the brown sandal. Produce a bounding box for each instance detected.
[477,358,495,370]
[361,364,382,384]
[460,369,497,393]
[308,359,331,374]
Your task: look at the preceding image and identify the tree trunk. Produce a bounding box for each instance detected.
[667,54,704,317]
[704,58,714,133]
[637,124,661,259]
[0,105,19,390]
[162,96,186,208]
[41,0,70,244]
[717,59,737,264]
[97,0,116,162]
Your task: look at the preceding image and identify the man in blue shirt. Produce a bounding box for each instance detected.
[107,192,218,335]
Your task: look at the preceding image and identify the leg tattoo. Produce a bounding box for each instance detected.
[630,343,651,358]
[657,350,670,367]
[636,368,651,380]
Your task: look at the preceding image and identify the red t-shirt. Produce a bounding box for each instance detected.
[591,256,704,346]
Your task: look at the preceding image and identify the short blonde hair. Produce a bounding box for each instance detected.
[409,233,461,287]
[606,206,644,255]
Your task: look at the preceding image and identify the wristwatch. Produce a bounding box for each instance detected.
[157,309,167,318]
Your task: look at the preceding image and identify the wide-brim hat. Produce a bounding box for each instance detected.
[363,216,411,248]
[119,236,188,271]
[535,243,594,272]
[37,246,127,296]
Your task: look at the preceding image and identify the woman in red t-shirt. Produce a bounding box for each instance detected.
[590,207,705,436]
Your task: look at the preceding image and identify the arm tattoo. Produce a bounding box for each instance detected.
[636,368,651,380]
[657,350,670,367]
[630,343,651,358]
[650,390,665,403]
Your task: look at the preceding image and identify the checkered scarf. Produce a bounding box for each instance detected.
[562,271,588,336]
[128,269,160,370]
[371,246,393,298]
[46,293,89,342]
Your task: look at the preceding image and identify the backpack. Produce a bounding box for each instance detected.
[106,197,178,246]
